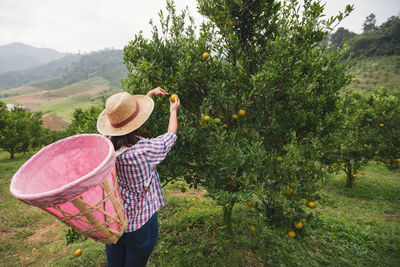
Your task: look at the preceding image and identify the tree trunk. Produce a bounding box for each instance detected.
[222,203,234,233]
[346,172,354,188]
[10,151,15,160]
[345,160,354,188]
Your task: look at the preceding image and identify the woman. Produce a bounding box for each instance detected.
[96,87,180,267]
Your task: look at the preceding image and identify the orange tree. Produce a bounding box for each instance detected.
[0,102,48,159]
[364,89,400,170]
[322,89,400,188]
[321,92,378,188]
[122,0,354,231]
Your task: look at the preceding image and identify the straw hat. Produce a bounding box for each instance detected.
[97,92,154,136]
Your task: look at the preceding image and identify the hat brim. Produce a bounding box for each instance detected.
[97,95,154,136]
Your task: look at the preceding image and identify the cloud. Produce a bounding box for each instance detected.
[0,0,398,52]
[0,0,202,52]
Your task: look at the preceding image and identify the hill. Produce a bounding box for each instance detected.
[0,54,81,91]
[34,49,126,91]
[0,49,126,92]
[346,55,400,93]
[0,42,66,73]
[329,15,400,57]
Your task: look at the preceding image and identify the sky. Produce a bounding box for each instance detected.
[0,0,399,53]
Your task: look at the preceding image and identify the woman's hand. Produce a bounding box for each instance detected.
[168,96,180,133]
[146,87,168,97]
[169,97,180,113]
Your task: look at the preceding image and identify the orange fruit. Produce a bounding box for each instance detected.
[277,156,283,162]
[214,118,221,124]
[288,231,296,238]
[374,151,379,155]
[238,109,246,116]
[74,249,82,256]
[294,222,303,230]
[232,114,238,120]
[203,115,211,122]
[379,123,384,127]
[307,201,316,209]
[202,52,210,59]
[250,225,256,232]
[170,94,179,102]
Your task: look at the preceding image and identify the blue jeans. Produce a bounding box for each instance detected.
[105,212,158,267]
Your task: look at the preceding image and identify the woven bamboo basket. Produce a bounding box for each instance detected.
[10,134,127,244]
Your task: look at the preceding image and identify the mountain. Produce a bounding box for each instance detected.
[0,54,82,90]
[33,49,126,91]
[0,42,66,73]
[0,49,126,91]
[0,48,126,91]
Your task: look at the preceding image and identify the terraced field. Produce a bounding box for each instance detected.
[0,76,119,130]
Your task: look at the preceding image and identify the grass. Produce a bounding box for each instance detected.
[1,152,399,266]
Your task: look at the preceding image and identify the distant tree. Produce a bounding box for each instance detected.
[68,104,104,134]
[365,89,400,170]
[0,102,45,159]
[363,13,377,33]
[349,15,400,57]
[330,27,357,48]
[322,92,378,188]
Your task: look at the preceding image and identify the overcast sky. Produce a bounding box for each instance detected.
[0,0,399,53]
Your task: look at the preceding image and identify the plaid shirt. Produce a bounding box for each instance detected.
[115,131,177,232]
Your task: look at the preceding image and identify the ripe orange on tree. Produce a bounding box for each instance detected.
[214,118,221,124]
[238,109,246,116]
[288,231,296,238]
[294,222,303,229]
[307,201,316,209]
[250,225,256,232]
[203,115,211,122]
[232,114,238,120]
[202,52,210,59]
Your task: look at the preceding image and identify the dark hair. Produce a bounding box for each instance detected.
[110,130,140,151]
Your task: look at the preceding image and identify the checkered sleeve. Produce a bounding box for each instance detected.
[143,132,177,168]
